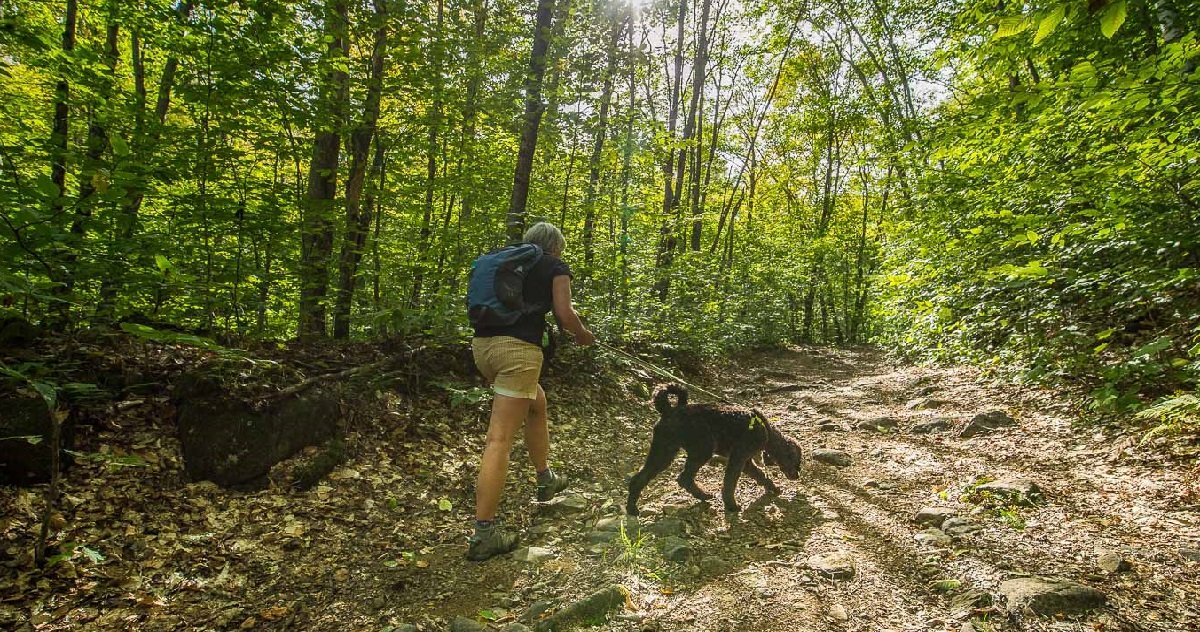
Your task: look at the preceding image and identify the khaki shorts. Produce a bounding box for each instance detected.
[472,336,543,400]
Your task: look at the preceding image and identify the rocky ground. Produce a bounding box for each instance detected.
[2,345,1199,631]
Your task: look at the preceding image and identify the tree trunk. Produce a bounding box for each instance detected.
[458,0,488,222]
[687,0,713,251]
[45,0,77,317]
[298,0,350,339]
[64,15,119,297]
[583,11,629,273]
[412,0,445,310]
[653,0,688,300]
[94,1,194,322]
[507,0,560,242]
[332,0,388,339]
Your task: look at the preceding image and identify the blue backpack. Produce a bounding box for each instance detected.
[466,243,545,327]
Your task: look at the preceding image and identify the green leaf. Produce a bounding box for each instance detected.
[1034,5,1066,45]
[478,610,498,621]
[437,498,452,512]
[36,175,60,198]
[80,546,104,563]
[995,16,1029,39]
[31,381,57,410]
[110,135,130,157]
[1131,337,1171,359]
[1100,0,1126,38]
[154,255,173,274]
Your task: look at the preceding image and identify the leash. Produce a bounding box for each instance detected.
[592,340,734,404]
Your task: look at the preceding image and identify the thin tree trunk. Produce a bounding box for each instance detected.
[45,0,77,318]
[412,0,445,309]
[94,1,194,320]
[583,11,629,272]
[653,0,688,300]
[64,16,119,296]
[687,0,714,251]
[507,0,560,241]
[298,0,350,339]
[459,0,488,222]
[333,0,388,338]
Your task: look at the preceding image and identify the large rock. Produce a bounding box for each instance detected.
[808,551,855,579]
[450,617,487,632]
[914,528,952,548]
[1000,578,1105,616]
[914,507,956,528]
[912,419,951,434]
[533,585,627,632]
[0,391,72,485]
[175,376,340,488]
[812,448,853,467]
[0,315,42,348]
[959,411,1017,438]
[661,536,691,562]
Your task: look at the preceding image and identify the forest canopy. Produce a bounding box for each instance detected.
[1,0,1198,419]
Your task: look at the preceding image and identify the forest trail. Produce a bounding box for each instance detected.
[3,347,1199,631]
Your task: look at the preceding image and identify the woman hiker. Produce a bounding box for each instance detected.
[467,222,596,561]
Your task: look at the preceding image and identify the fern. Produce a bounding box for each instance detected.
[1137,393,1200,442]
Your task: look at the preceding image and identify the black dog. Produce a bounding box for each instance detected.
[627,384,804,516]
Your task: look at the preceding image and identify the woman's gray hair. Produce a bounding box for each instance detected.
[523,222,566,255]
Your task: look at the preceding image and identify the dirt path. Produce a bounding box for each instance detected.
[3,347,1198,631]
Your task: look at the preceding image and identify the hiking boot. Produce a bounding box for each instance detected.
[536,470,569,502]
[466,525,519,561]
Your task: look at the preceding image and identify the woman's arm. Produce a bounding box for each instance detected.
[551,275,595,346]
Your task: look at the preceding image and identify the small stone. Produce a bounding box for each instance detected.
[808,551,855,579]
[594,515,639,534]
[914,528,952,548]
[914,507,956,528]
[942,517,982,536]
[912,419,951,434]
[959,410,1017,438]
[524,601,552,624]
[661,536,691,562]
[1000,577,1105,616]
[828,604,849,621]
[959,622,976,632]
[699,555,733,575]
[1097,552,1131,573]
[646,517,686,538]
[450,616,487,632]
[975,479,1042,506]
[855,417,898,432]
[812,448,853,467]
[818,423,846,432]
[511,546,555,563]
[544,493,589,512]
[950,590,993,613]
[1180,548,1200,562]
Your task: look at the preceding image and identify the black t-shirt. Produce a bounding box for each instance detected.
[473,254,572,345]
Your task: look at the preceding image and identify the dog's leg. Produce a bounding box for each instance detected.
[742,459,781,495]
[676,446,714,502]
[721,446,756,513]
[627,430,680,517]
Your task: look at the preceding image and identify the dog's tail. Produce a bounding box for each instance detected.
[654,384,689,415]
